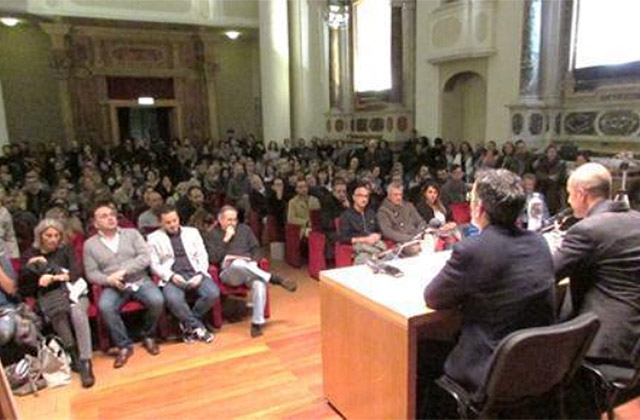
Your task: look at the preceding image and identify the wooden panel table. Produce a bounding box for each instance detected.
[320,252,460,420]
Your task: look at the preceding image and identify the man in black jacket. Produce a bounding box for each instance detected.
[320,178,350,260]
[555,162,640,364]
[421,169,556,414]
[204,205,297,337]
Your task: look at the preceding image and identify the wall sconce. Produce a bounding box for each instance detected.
[224,30,241,40]
[325,2,350,29]
[137,97,155,106]
[0,17,20,27]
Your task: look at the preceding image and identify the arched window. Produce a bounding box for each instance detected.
[353,0,391,92]
[572,0,640,88]
[351,0,403,106]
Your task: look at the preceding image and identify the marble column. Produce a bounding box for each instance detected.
[289,0,330,139]
[327,1,352,114]
[540,0,571,104]
[400,0,416,111]
[519,0,542,99]
[259,0,291,143]
[0,80,9,148]
[197,32,221,141]
[40,22,75,145]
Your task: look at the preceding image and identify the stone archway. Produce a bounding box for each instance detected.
[441,71,487,143]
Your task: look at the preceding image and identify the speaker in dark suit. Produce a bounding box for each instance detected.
[423,169,556,399]
[554,163,640,364]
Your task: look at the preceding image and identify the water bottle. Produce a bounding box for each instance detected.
[527,193,544,231]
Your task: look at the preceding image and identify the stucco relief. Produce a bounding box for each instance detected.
[555,113,562,134]
[529,113,543,135]
[598,110,640,136]
[432,17,461,48]
[564,112,597,135]
[109,44,169,68]
[512,113,523,135]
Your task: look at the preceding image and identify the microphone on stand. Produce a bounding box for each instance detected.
[537,208,573,233]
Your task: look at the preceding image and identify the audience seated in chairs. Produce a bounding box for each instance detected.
[440,164,469,206]
[204,205,297,338]
[339,182,386,265]
[137,190,164,234]
[83,200,165,369]
[415,181,460,249]
[320,178,350,261]
[377,182,426,256]
[19,218,95,387]
[287,178,321,240]
[147,205,218,344]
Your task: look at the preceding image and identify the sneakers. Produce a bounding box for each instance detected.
[181,322,214,343]
[271,275,297,292]
[193,327,214,344]
[250,323,264,338]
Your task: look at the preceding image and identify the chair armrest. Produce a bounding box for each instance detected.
[435,375,474,419]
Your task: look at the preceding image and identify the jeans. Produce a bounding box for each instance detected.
[162,275,219,330]
[220,259,269,325]
[98,279,165,349]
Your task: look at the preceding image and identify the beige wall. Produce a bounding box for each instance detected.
[0,24,65,145]
[485,0,523,142]
[415,0,523,143]
[214,37,261,139]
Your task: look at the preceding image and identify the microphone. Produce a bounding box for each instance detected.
[537,208,573,233]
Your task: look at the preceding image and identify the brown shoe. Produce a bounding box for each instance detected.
[142,337,160,356]
[113,347,133,369]
[271,275,297,292]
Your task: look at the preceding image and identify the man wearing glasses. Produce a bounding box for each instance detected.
[84,200,165,368]
[338,182,386,264]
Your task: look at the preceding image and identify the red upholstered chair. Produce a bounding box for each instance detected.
[209,258,271,322]
[150,275,223,340]
[247,209,263,245]
[92,283,150,352]
[264,215,284,244]
[307,231,326,280]
[334,218,354,268]
[450,202,472,224]
[284,223,303,268]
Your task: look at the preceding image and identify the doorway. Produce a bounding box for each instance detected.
[441,72,487,143]
[117,107,173,143]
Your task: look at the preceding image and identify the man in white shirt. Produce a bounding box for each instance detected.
[147,204,219,343]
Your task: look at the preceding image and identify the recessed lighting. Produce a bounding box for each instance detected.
[224,30,241,40]
[138,97,155,105]
[0,17,20,27]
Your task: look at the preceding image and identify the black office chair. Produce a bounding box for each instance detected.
[583,346,640,420]
[435,313,601,419]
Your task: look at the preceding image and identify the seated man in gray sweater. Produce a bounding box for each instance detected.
[377,182,427,256]
[204,205,297,338]
[83,200,165,368]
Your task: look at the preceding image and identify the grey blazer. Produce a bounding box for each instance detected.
[554,200,640,364]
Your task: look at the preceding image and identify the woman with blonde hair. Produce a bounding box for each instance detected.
[18,218,95,388]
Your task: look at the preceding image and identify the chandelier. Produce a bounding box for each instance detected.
[325,1,350,29]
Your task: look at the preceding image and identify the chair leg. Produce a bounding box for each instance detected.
[212,297,223,329]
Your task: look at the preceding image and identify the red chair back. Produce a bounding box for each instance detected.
[308,231,326,280]
[450,202,471,224]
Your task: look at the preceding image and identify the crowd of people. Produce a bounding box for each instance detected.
[0,132,610,400]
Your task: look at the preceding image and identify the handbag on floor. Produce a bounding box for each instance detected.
[39,336,71,388]
[5,354,47,396]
